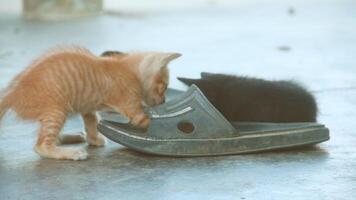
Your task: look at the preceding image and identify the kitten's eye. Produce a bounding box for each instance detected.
[156,83,166,95]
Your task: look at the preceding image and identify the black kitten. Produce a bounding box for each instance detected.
[101,50,125,57]
[178,72,317,122]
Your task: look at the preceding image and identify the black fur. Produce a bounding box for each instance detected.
[101,50,124,57]
[178,72,317,122]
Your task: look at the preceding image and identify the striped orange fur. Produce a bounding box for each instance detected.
[0,46,181,160]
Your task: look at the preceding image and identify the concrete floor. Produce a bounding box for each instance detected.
[0,0,356,199]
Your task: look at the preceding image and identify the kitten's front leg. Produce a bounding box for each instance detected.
[82,112,106,146]
[129,109,151,129]
[120,103,150,129]
[111,102,150,129]
[107,93,151,129]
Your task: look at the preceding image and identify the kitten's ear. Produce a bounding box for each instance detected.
[200,72,216,79]
[142,52,181,71]
[101,50,124,57]
[159,53,182,66]
[139,52,181,81]
[177,77,199,86]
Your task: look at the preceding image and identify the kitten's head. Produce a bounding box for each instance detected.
[101,50,181,106]
[137,52,181,106]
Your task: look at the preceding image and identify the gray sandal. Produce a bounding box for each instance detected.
[98,85,329,156]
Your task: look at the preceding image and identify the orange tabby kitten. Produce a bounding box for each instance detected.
[0,46,181,160]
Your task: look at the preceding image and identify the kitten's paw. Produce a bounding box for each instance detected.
[34,145,88,161]
[87,134,106,147]
[69,148,88,161]
[131,113,150,130]
[58,147,88,160]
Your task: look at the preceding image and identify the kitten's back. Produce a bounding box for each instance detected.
[2,47,128,120]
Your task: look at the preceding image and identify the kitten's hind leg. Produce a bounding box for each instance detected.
[34,110,88,160]
[82,112,106,147]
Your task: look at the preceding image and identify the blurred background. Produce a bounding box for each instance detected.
[0,1,355,199]
[1,0,354,91]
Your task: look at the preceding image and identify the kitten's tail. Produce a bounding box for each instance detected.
[0,89,11,123]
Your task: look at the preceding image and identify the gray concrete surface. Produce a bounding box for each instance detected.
[0,0,355,199]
